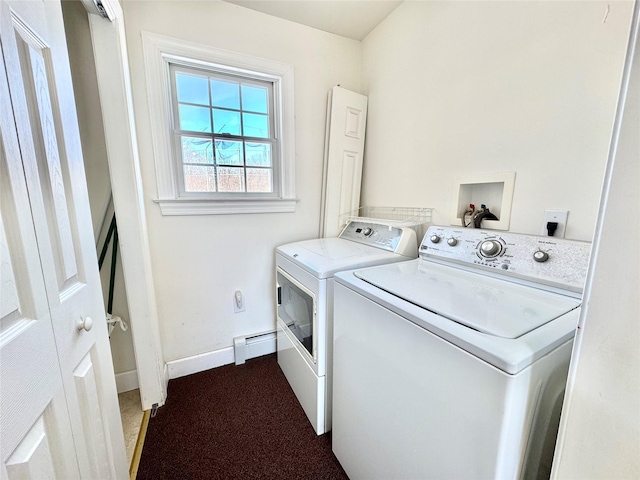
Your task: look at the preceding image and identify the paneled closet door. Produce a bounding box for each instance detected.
[0,0,127,478]
[0,28,80,480]
[319,86,368,238]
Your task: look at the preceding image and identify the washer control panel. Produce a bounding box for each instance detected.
[340,221,417,255]
[420,226,591,293]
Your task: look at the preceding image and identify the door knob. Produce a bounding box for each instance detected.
[77,317,93,332]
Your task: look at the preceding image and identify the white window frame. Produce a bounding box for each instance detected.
[142,32,296,215]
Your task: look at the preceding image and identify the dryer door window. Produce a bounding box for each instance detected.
[277,269,316,362]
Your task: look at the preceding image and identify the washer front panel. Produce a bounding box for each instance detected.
[335,265,579,374]
[332,280,574,479]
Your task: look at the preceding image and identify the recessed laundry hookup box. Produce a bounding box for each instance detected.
[452,172,516,230]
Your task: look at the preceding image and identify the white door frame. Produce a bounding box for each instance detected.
[81,0,167,410]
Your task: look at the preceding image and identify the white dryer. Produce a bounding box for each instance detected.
[332,225,591,479]
[276,221,418,435]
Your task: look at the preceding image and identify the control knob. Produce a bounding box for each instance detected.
[430,234,441,244]
[533,250,549,263]
[447,238,458,246]
[479,240,502,258]
[362,227,373,237]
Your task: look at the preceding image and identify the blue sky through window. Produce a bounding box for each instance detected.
[174,69,274,193]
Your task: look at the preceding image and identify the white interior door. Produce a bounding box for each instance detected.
[0,30,79,479]
[319,86,368,238]
[0,0,127,478]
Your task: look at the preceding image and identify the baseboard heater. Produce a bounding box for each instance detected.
[233,330,277,365]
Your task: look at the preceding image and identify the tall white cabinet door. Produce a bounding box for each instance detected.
[0,0,127,478]
[319,86,368,238]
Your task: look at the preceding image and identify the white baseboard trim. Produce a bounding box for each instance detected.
[165,333,278,380]
[166,346,235,380]
[163,363,170,393]
[115,369,139,393]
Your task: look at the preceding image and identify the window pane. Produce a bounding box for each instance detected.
[245,142,271,167]
[183,165,216,192]
[213,109,241,135]
[182,137,213,165]
[176,73,209,106]
[179,104,212,133]
[167,58,283,202]
[242,113,269,138]
[214,140,243,166]
[246,168,272,193]
[241,85,268,113]
[217,167,245,192]
[211,80,240,109]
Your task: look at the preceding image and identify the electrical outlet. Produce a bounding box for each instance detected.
[541,210,569,238]
[233,290,245,313]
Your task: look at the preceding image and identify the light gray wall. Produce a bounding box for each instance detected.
[360,1,633,241]
[121,0,362,362]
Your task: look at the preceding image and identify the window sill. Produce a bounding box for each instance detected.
[154,198,298,216]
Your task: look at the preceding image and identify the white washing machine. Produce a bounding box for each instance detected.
[276,221,418,435]
[332,225,591,479]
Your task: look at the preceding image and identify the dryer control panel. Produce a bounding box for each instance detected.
[420,226,591,294]
[340,221,417,257]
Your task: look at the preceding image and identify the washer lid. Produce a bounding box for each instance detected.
[354,261,580,338]
[277,238,406,279]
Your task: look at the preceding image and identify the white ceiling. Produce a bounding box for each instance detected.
[223,0,403,41]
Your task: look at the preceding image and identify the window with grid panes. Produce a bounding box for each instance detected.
[142,33,295,215]
[170,65,277,195]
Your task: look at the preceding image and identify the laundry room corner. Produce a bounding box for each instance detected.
[360,0,634,241]
[119,0,364,371]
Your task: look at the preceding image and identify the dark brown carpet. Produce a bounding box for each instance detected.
[137,354,349,479]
